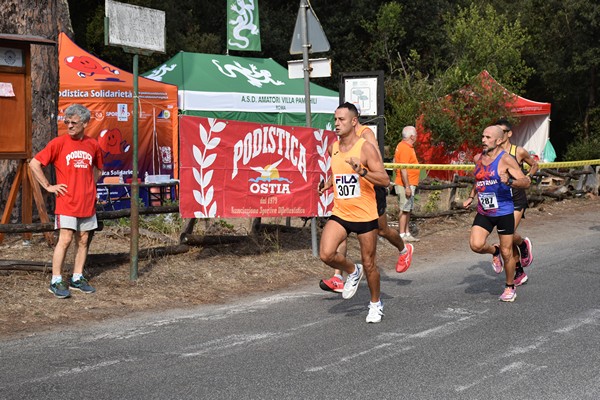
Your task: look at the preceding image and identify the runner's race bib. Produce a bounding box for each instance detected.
[478,192,499,210]
[334,173,361,199]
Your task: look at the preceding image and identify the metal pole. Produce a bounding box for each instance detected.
[130,54,140,280]
[299,0,319,258]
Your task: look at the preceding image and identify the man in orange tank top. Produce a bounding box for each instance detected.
[318,103,391,323]
[319,120,414,294]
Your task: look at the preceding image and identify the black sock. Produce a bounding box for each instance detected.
[518,241,528,255]
[493,246,500,256]
[515,265,524,275]
[506,284,515,289]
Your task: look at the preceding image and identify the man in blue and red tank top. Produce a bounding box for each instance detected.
[463,125,531,302]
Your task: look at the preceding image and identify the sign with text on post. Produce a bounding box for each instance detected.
[178,116,337,219]
[105,0,165,54]
[104,0,166,279]
[287,58,331,79]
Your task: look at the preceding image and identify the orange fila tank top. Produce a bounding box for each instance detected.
[331,138,377,222]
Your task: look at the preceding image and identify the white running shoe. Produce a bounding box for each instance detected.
[402,233,420,242]
[366,301,384,323]
[342,264,363,299]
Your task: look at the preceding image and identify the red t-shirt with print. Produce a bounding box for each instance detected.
[35,134,103,217]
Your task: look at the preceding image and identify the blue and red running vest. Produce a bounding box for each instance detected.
[474,151,514,216]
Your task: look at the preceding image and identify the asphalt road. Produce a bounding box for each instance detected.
[1,208,599,400]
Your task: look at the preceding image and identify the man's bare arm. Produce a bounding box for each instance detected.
[518,147,539,177]
[29,158,68,196]
[463,153,481,208]
[94,167,103,183]
[360,128,383,161]
[500,154,530,189]
[357,141,390,187]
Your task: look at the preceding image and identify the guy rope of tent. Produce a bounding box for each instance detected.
[384,159,600,171]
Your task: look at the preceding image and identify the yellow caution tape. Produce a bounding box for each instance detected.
[384,163,475,171]
[384,159,600,171]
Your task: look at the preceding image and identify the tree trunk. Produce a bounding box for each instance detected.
[0,0,73,223]
[583,65,597,142]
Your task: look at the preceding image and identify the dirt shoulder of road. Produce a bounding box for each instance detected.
[1,195,598,339]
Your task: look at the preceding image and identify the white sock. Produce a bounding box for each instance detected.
[400,247,407,255]
[51,275,62,284]
[72,273,83,282]
[370,300,382,307]
[334,274,344,281]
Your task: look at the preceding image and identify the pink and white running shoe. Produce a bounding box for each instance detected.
[520,237,534,267]
[491,245,504,274]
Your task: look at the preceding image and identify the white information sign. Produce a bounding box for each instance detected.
[287,58,331,79]
[343,77,378,117]
[105,0,165,53]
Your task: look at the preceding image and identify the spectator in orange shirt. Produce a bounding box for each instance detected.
[394,126,420,242]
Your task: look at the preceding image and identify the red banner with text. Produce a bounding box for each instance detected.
[179,116,336,218]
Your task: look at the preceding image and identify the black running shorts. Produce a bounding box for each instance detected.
[329,215,379,235]
[472,212,515,235]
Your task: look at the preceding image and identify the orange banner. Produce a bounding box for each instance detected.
[57,33,178,182]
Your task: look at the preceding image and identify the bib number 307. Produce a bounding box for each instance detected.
[334,173,361,199]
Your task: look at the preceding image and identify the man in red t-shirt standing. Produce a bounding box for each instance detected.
[394,126,420,242]
[30,104,103,298]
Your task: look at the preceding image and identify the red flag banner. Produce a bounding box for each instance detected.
[179,116,336,218]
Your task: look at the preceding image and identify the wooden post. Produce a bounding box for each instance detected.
[26,164,54,245]
[0,161,25,242]
[0,161,54,245]
[20,161,32,241]
[448,174,459,210]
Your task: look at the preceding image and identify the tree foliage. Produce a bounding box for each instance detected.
[384,51,441,148]
[442,3,533,92]
[386,3,532,151]
[514,0,600,157]
[61,0,600,160]
[420,76,514,149]
[360,2,405,73]
[565,107,600,160]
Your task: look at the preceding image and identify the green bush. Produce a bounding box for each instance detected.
[140,213,182,236]
[564,137,600,161]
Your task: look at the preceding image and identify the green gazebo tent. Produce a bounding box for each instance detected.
[143,52,338,129]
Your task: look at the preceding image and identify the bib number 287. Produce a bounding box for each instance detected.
[478,192,498,210]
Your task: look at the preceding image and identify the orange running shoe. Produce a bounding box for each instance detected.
[319,276,344,293]
[396,243,414,273]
